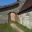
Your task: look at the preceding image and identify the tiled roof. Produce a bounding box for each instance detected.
[19,0,32,12]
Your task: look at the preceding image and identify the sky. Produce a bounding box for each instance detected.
[0,0,17,6]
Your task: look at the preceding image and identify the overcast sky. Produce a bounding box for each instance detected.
[0,0,17,6]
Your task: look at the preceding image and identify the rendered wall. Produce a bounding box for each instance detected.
[18,7,32,29]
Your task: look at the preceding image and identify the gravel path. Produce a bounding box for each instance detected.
[10,23,24,32]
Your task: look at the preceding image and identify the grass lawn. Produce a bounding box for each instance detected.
[0,20,32,32]
[0,23,17,32]
[15,22,32,32]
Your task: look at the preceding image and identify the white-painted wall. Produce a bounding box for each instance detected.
[18,11,32,29]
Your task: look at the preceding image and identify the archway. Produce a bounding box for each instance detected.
[8,12,16,21]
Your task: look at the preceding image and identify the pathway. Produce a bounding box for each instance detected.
[10,23,24,32]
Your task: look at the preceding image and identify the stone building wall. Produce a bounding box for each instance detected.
[18,7,32,29]
[0,6,19,24]
[0,12,8,24]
